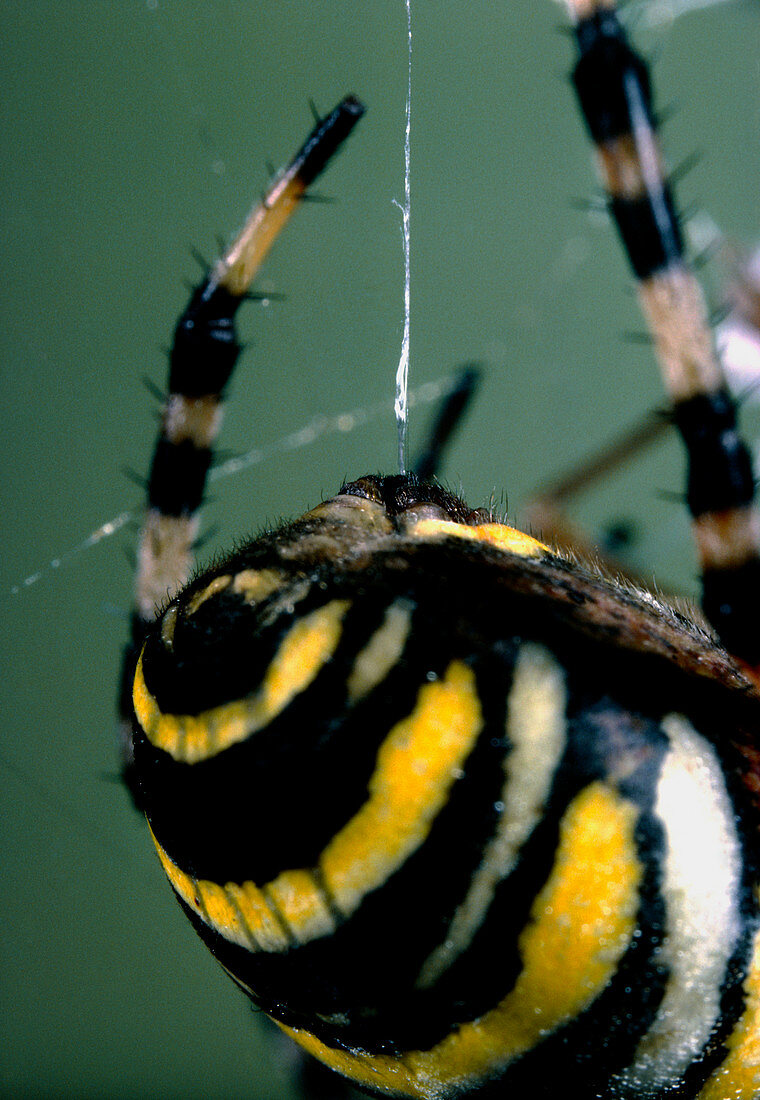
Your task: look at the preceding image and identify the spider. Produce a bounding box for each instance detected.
[5,2,758,1099]
[114,2,760,1097]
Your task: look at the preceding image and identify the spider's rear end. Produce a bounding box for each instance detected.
[121,4,760,1097]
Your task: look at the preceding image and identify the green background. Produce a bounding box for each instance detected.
[2,1,758,1096]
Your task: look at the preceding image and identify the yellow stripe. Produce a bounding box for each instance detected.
[408,518,549,557]
[152,826,337,951]
[147,661,479,952]
[347,600,413,702]
[417,642,567,987]
[230,567,287,604]
[224,881,292,952]
[133,599,350,763]
[264,870,336,945]
[697,890,760,1100]
[184,573,232,617]
[195,879,258,950]
[160,604,179,650]
[320,660,482,917]
[150,828,292,952]
[280,781,641,1097]
[163,568,288,649]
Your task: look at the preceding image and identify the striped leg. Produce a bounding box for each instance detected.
[563,0,760,669]
[119,96,365,764]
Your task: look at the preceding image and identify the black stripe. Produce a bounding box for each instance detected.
[146,438,212,515]
[294,95,365,188]
[135,594,416,884]
[140,578,313,716]
[572,10,685,279]
[673,389,755,517]
[168,282,242,398]
[572,10,653,145]
[702,561,760,665]
[610,193,683,279]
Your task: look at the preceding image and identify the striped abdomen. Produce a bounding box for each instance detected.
[129,508,760,1098]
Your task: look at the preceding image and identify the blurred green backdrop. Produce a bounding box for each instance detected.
[1,1,758,1097]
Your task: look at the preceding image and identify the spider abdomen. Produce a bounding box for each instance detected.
[129,486,760,1099]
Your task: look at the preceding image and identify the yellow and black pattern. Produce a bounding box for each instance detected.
[119,95,365,761]
[123,3,760,1097]
[128,482,760,1098]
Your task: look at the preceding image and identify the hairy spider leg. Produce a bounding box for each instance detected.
[565,0,760,669]
[118,97,366,763]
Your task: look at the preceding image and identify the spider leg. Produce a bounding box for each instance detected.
[563,0,760,668]
[523,409,667,582]
[412,362,481,481]
[119,96,365,765]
